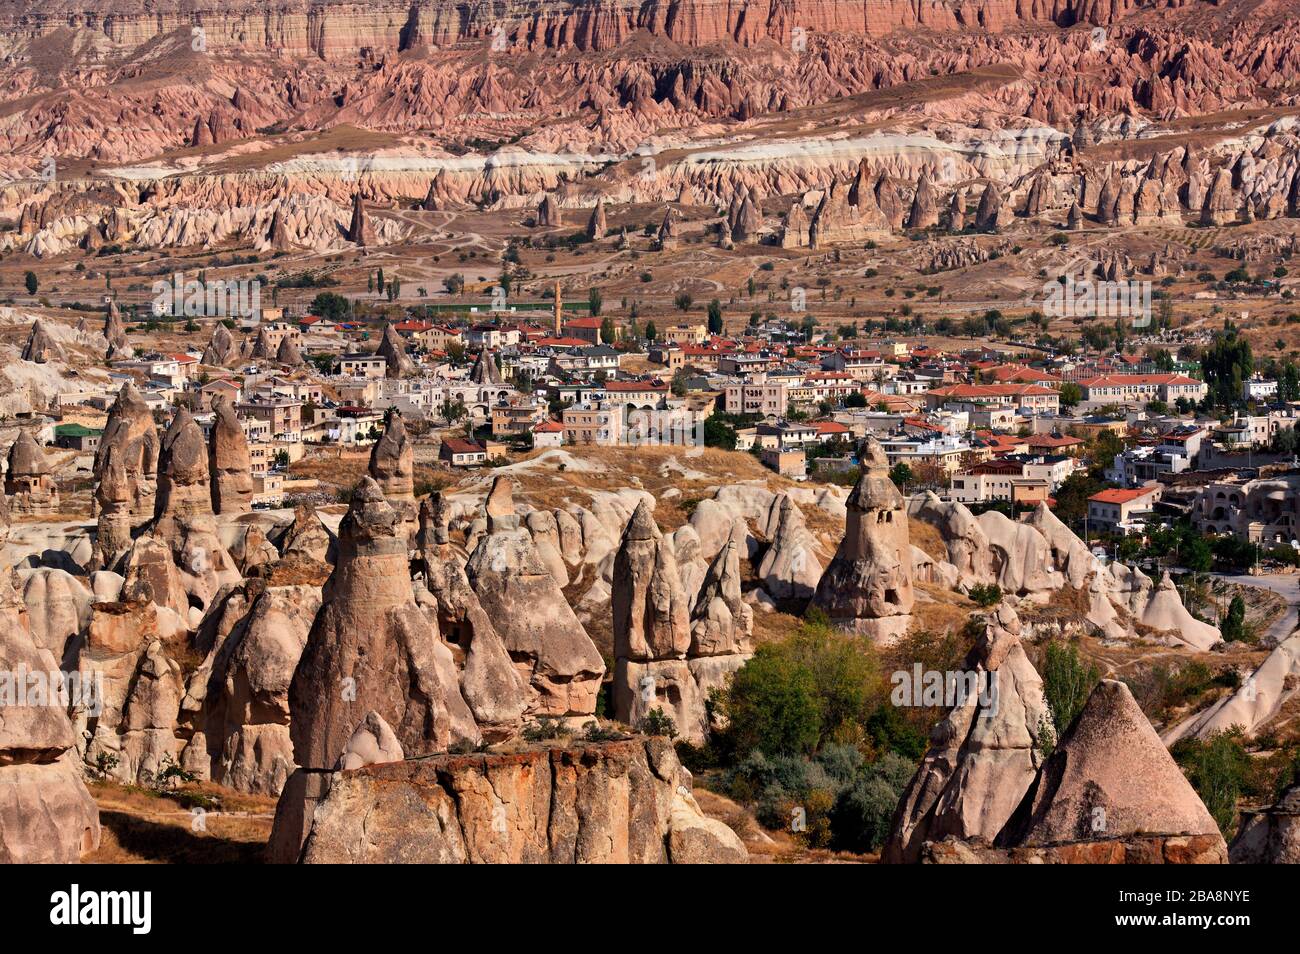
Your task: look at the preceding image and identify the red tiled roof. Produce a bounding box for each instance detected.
[442,438,485,455]
[1080,373,1199,387]
[533,420,564,433]
[812,421,849,434]
[929,383,1058,399]
[1089,487,1158,504]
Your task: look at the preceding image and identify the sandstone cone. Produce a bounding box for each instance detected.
[21,320,61,363]
[208,395,253,515]
[201,323,237,366]
[906,171,939,229]
[810,435,914,640]
[537,193,561,227]
[586,197,607,240]
[883,604,1050,863]
[466,480,605,717]
[974,182,1002,231]
[289,477,479,770]
[997,680,1222,848]
[367,409,414,504]
[375,321,416,378]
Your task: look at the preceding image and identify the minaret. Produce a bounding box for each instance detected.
[553,281,562,336]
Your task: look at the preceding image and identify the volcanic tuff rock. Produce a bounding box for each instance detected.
[756,493,823,601]
[883,604,1050,863]
[94,383,159,526]
[289,477,478,772]
[906,172,939,229]
[587,197,608,240]
[150,407,241,612]
[809,175,890,249]
[465,477,605,717]
[208,396,253,515]
[537,193,561,227]
[376,321,416,378]
[192,584,323,794]
[0,499,100,862]
[5,430,58,514]
[611,501,700,739]
[1230,780,1300,864]
[416,492,530,734]
[103,300,128,357]
[201,323,238,366]
[367,409,415,504]
[997,680,1223,851]
[811,435,914,641]
[20,319,61,363]
[276,334,305,367]
[276,737,746,864]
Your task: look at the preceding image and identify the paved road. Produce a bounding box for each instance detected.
[1215,572,1300,645]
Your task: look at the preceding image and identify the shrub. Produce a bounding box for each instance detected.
[967,583,1002,607]
[1040,641,1100,736]
[828,752,916,853]
[636,707,678,739]
[1172,730,1256,836]
[717,645,822,757]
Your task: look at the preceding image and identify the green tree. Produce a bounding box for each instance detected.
[24,271,38,296]
[1053,472,1103,528]
[888,463,914,490]
[1058,382,1082,408]
[707,298,723,335]
[310,292,349,322]
[645,320,657,342]
[718,646,823,757]
[1173,731,1254,836]
[1220,595,1248,642]
[674,292,693,313]
[703,416,737,450]
[1201,329,1252,408]
[588,286,603,317]
[1040,641,1100,738]
[599,313,616,345]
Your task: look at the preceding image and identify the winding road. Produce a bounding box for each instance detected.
[1215,572,1300,646]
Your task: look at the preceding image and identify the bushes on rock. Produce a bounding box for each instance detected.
[1040,640,1100,737]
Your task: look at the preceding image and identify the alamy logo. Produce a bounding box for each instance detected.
[624,409,705,451]
[152,273,260,318]
[49,885,151,934]
[1040,274,1151,328]
[0,666,102,717]
[890,666,999,717]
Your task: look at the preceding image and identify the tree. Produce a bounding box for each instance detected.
[674,292,693,313]
[599,313,616,345]
[310,292,349,322]
[24,271,37,296]
[1040,641,1100,739]
[888,463,914,490]
[376,268,386,295]
[645,320,657,342]
[1173,730,1255,836]
[1053,472,1103,528]
[717,645,823,757]
[703,416,738,450]
[1201,329,1252,408]
[707,298,723,335]
[1220,595,1248,642]
[443,273,465,295]
[1058,382,1082,408]
[588,286,603,317]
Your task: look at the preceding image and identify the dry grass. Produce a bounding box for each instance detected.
[84,781,275,864]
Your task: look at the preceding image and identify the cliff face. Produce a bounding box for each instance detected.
[272,736,749,864]
[0,0,1196,58]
